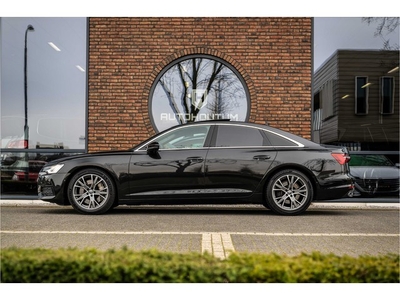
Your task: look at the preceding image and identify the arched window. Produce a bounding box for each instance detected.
[149,55,250,132]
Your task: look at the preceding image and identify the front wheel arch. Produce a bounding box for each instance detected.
[66,167,117,214]
[63,166,119,206]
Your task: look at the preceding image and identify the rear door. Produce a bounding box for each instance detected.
[204,124,277,196]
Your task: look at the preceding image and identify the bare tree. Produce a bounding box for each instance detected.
[206,74,243,119]
[158,57,244,124]
[362,17,399,50]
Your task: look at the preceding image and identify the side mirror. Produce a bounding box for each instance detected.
[147,142,160,155]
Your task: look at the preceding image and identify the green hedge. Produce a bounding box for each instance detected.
[1,248,399,283]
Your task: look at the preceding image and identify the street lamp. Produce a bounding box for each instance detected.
[23,24,34,183]
[24,24,34,149]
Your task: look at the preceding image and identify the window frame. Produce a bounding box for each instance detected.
[148,54,251,133]
[0,17,88,197]
[1,17,88,152]
[320,80,334,120]
[380,76,395,115]
[355,76,369,115]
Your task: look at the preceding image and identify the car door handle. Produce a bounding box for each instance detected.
[253,155,271,161]
[187,157,204,163]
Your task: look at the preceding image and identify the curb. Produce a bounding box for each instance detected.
[0,200,57,206]
[1,200,399,209]
[310,202,400,209]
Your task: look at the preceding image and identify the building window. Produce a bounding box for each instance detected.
[320,80,334,120]
[380,76,395,114]
[355,76,369,115]
[149,55,250,132]
[1,18,87,150]
[1,17,87,196]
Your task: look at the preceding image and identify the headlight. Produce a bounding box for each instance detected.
[42,164,64,174]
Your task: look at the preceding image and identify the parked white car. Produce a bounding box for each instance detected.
[348,153,400,197]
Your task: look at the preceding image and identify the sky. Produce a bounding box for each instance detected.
[314,17,399,71]
[3,0,398,69]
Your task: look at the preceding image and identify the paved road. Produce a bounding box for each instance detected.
[1,203,399,258]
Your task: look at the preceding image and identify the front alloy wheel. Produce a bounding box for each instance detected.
[266,169,313,215]
[67,168,115,214]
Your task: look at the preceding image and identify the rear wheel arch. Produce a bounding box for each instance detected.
[262,164,318,197]
[262,165,317,215]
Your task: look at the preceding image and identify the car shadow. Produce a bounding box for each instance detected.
[38,205,351,217]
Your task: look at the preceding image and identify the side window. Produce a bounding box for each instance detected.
[215,125,268,147]
[153,125,210,149]
[264,132,298,147]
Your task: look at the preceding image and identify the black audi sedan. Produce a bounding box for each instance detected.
[38,120,353,215]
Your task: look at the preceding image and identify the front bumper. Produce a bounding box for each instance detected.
[37,173,69,205]
[353,178,400,196]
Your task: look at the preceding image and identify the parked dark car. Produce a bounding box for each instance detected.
[348,152,400,197]
[1,159,46,193]
[38,120,353,215]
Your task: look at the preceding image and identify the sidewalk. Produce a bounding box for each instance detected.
[1,199,399,209]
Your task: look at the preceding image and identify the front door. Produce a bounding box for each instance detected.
[127,124,212,198]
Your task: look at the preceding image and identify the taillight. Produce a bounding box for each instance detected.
[7,140,28,148]
[331,153,350,165]
[20,140,28,148]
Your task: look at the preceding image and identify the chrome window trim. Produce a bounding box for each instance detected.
[135,122,305,151]
[208,146,299,149]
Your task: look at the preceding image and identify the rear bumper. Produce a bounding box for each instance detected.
[315,182,354,200]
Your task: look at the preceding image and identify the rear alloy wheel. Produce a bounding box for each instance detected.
[67,168,115,214]
[266,169,313,215]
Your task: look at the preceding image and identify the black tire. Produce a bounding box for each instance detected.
[265,169,313,216]
[67,168,116,214]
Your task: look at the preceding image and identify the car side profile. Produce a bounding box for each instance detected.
[38,120,353,215]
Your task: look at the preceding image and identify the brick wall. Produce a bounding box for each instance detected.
[88,17,312,152]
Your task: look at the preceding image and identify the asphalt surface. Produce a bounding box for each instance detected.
[1,197,399,258]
